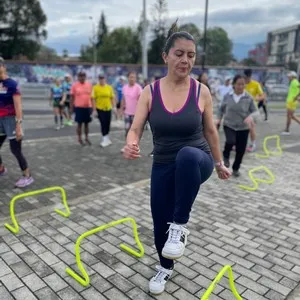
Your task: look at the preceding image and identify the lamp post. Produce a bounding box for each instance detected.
[142,0,148,80]
[202,0,209,70]
[89,16,97,82]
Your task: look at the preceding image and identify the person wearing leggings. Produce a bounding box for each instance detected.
[0,60,34,188]
[216,75,259,177]
[123,22,231,295]
[92,75,115,147]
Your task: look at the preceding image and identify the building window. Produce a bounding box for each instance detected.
[278,33,288,42]
[277,54,285,63]
[277,44,287,53]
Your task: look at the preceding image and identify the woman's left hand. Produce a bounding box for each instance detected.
[215,164,231,180]
[16,124,23,141]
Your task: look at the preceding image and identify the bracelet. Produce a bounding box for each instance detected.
[15,118,22,124]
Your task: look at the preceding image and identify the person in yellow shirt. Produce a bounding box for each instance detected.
[244,69,265,152]
[92,75,115,147]
[281,71,300,135]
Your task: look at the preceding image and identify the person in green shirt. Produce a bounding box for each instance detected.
[282,71,300,135]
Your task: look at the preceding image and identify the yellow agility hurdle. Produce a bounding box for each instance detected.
[201,265,242,300]
[238,166,275,191]
[256,135,282,159]
[4,186,70,234]
[66,217,144,287]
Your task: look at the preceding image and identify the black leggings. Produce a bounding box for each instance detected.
[258,101,268,120]
[151,147,214,269]
[97,109,111,136]
[223,126,249,171]
[0,136,28,171]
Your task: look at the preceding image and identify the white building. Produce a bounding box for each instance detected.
[267,24,300,66]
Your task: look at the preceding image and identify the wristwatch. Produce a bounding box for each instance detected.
[15,118,23,124]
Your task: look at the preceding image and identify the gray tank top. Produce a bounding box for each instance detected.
[148,78,211,164]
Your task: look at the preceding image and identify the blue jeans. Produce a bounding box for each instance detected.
[150,146,214,269]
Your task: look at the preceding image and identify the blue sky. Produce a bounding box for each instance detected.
[41,0,300,60]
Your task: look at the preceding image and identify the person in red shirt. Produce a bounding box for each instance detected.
[0,59,34,187]
[70,71,95,145]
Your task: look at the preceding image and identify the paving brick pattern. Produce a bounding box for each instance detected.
[0,112,299,220]
[0,112,300,299]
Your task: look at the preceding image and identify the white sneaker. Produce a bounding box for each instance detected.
[106,136,112,145]
[100,136,112,148]
[281,131,291,135]
[149,265,173,295]
[55,125,60,131]
[162,223,189,260]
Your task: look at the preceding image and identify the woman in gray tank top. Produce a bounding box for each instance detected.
[123,20,231,296]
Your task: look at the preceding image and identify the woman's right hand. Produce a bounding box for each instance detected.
[123,142,141,160]
[244,115,255,128]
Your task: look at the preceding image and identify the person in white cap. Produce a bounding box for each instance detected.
[281,71,300,135]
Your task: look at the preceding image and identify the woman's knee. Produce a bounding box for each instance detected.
[176,146,201,164]
[9,139,21,155]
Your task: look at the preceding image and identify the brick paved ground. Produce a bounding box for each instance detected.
[1,109,300,299]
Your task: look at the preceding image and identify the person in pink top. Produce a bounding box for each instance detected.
[70,71,95,145]
[121,71,142,151]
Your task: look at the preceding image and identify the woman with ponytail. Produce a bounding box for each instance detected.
[123,20,231,295]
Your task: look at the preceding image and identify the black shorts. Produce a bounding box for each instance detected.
[64,102,70,109]
[53,98,63,109]
[74,107,92,124]
[116,102,121,109]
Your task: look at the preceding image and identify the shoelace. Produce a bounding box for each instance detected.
[153,266,169,282]
[166,223,186,244]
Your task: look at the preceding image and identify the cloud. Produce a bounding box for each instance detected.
[180,1,300,44]
[42,0,300,55]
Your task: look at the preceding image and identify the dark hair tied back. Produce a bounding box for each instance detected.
[163,18,195,54]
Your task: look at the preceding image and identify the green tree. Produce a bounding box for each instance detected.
[62,49,69,60]
[179,23,201,44]
[99,27,141,63]
[0,0,47,60]
[97,11,108,47]
[148,0,168,64]
[200,27,232,66]
[36,45,60,61]
[137,11,150,40]
[240,57,260,66]
[79,45,92,62]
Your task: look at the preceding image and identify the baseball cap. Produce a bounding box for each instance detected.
[225,76,232,81]
[287,71,298,77]
[65,73,71,77]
